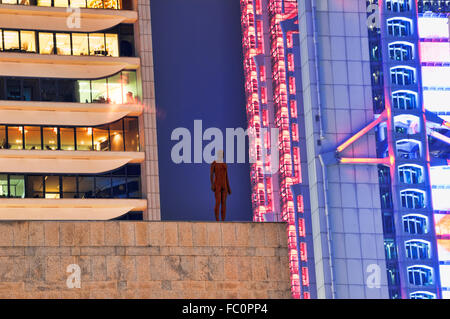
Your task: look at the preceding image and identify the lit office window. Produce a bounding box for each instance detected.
[93,125,109,151]
[20,31,36,53]
[72,33,89,56]
[91,78,108,103]
[9,175,24,198]
[384,240,397,259]
[386,0,411,12]
[37,0,51,6]
[388,42,413,61]
[104,0,119,9]
[44,176,60,198]
[400,189,426,209]
[110,120,124,152]
[8,126,23,149]
[3,30,19,51]
[405,240,431,259]
[387,18,412,36]
[76,127,93,151]
[399,165,424,184]
[60,128,75,151]
[410,291,436,299]
[0,30,2,51]
[407,266,433,286]
[89,33,106,56]
[69,0,87,7]
[39,33,54,54]
[392,91,417,110]
[54,0,69,7]
[77,80,92,103]
[87,0,103,8]
[2,0,19,3]
[24,126,42,150]
[0,175,7,198]
[391,67,415,85]
[403,214,428,234]
[55,33,71,55]
[105,34,119,57]
[43,127,58,150]
[0,126,6,149]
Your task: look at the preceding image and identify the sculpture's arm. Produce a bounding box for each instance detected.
[210,162,215,191]
[226,165,231,194]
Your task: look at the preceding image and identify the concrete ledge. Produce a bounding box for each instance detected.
[0,221,290,298]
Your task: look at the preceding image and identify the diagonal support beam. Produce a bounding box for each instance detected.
[336,110,387,153]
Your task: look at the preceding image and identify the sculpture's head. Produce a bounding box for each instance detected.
[217,150,224,163]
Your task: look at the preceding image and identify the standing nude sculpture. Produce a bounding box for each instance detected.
[210,150,231,221]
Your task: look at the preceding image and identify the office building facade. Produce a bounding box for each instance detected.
[0,0,160,220]
[240,0,450,298]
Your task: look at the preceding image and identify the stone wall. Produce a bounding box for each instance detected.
[0,221,290,298]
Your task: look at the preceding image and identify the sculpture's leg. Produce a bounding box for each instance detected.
[214,189,221,221]
[221,190,227,221]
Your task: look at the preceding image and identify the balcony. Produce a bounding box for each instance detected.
[0,1,136,32]
[0,198,146,220]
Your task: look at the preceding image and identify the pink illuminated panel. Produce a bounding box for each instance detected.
[420,42,450,63]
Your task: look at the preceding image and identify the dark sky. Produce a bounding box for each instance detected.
[150,0,252,221]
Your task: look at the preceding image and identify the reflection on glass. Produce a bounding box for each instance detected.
[91,78,108,103]
[45,176,60,198]
[56,33,71,55]
[60,128,75,150]
[89,33,105,56]
[122,71,138,103]
[27,175,43,198]
[93,125,109,151]
[0,126,6,149]
[6,79,21,100]
[10,175,24,198]
[112,176,126,197]
[39,33,54,54]
[24,126,42,150]
[43,127,58,150]
[72,33,89,56]
[4,31,19,51]
[78,176,94,198]
[95,176,111,198]
[127,176,140,198]
[62,176,77,198]
[20,31,36,53]
[110,120,123,151]
[124,117,139,151]
[0,175,7,198]
[8,126,23,149]
[104,0,118,9]
[107,73,122,104]
[105,34,119,57]
[76,127,92,151]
